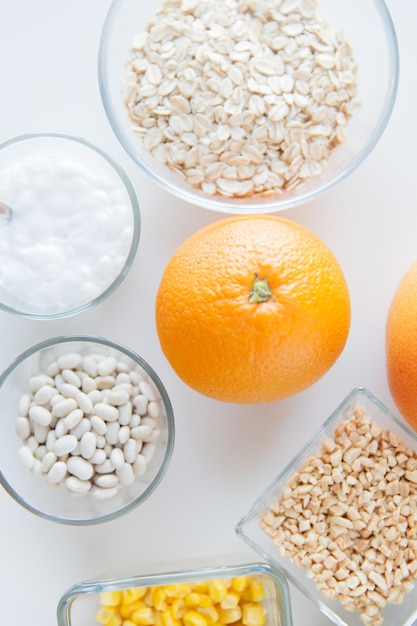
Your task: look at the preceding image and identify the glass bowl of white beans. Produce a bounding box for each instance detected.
[236,388,417,626]
[98,0,399,214]
[57,561,293,626]
[0,335,175,525]
[0,133,140,319]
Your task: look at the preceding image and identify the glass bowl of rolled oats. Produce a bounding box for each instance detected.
[0,335,175,525]
[98,0,399,213]
[236,388,417,626]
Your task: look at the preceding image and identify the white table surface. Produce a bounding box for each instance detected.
[0,1,415,624]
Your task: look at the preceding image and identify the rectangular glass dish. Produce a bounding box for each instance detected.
[236,388,417,626]
[57,561,293,626]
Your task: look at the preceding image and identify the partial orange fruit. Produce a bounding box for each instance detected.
[155,215,351,404]
[386,259,417,431]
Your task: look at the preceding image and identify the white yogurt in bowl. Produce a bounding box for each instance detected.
[0,133,140,319]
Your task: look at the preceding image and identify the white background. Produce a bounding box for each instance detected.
[0,1,415,625]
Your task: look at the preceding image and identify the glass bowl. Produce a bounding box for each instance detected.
[236,388,417,626]
[57,561,293,626]
[98,0,399,214]
[0,132,140,319]
[0,335,175,525]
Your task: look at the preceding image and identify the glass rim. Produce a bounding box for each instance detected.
[0,334,175,526]
[98,0,400,214]
[0,132,141,319]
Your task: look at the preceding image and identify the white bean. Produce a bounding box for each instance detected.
[54,418,68,439]
[97,356,117,376]
[118,402,132,426]
[95,434,106,448]
[26,436,39,453]
[53,434,78,456]
[40,451,57,473]
[147,401,160,419]
[80,431,97,459]
[123,438,138,464]
[50,393,65,407]
[115,372,131,384]
[52,398,78,418]
[18,446,34,470]
[59,382,79,399]
[57,352,83,370]
[116,462,135,486]
[129,413,141,428]
[18,393,31,416]
[64,408,83,430]
[82,376,97,393]
[105,422,120,445]
[91,415,107,436]
[66,456,94,480]
[107,389,130,406]
[95,459,115,474]
[91,486,118,500]
[29,405,52,427]
[95,375,116,390]
[76,391,93,414]
[29,374,54,393]
[110,447,125,470]
[70,417,91,439]
[33,384,56,405]
[48,461,67,484]
[61,369,82,388]
[139,380,157,402]
[94,473,119,488]
[16,416,31,440]
[133,454,147,476]
[131,424,153,441]
[46,430,57,452]
[34,445,47,460]
[87,389,102,404]
[94,403,119,422]
[82,355,98,377]
[118,425,131,445]
[116,360,131,374]
[66,476,91,493]
[142,442,156,462]
[133,394,148,415]
[90,448,106,465]
[46,361,60,377]
[33,423,49,444]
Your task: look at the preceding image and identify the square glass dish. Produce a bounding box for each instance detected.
[57,561,293,626]
[236,388,417,626]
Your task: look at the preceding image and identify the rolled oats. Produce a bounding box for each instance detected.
[122,0,359,198]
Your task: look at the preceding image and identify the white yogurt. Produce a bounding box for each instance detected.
[0,150,136,314]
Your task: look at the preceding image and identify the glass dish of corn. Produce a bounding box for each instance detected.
[57,562,293,626]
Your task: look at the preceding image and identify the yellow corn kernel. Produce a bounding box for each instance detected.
[106,617,122,626]
[241,582,264,603]
[197,594,213,608]
[161,608,181,626]
[242,604,266,626]
[193,581,209,593]
[220,592,240,610]
[171,598,186,619]
[96,606,116,624]
[152,588,168,611]
[208,580,228,604]
[123,589,148,605]
[183,610,208,626]
[197,605,219,624]
[165,584,192,599]
[185,592,201,608]
[121,600,149,619]
[248,581,264,602]
[131,606,156,625]
[218,607,242,624]
[231,577,248,594]
[100,591,122,607]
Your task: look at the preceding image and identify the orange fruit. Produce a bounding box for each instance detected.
[155,215,351,404]
[386,259,417,431]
